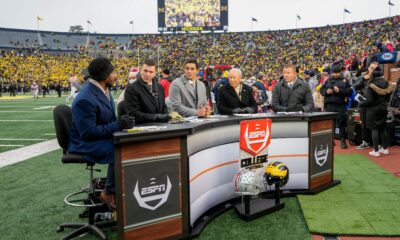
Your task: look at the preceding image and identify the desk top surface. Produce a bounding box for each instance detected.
[113,112,338,144]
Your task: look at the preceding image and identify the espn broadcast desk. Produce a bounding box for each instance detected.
[113,112,339,240]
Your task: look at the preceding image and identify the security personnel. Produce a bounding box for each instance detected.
[320,64,352,149]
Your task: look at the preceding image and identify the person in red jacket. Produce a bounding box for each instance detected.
[159,68,173,98]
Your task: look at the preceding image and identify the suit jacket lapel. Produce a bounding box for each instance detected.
[227,85,242,103]
[138,81,158,111]
[182,77,195,99]
[89,83,114,113]
[240,85,248,104]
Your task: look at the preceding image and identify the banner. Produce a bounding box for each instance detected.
[377,51,399,63]
[310,131,333,178]
[239,119,272,170]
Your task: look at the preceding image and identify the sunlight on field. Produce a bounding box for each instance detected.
[0,96,35,100]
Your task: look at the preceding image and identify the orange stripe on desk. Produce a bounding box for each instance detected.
[189,154,308,183]
[269,154,308,158]
[190,160,239,183]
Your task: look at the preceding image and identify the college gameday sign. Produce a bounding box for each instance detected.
[239,119,272,170]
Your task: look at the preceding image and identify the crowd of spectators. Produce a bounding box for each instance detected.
[131,16,400,80]
[1,16,399,97]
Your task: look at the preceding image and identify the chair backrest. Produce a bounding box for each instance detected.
[53,105,72,153]
[117,100,126,118]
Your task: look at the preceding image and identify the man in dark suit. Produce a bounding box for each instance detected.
[68,57,135,210]
[272,64,314,112]
[217,68,258,114]
[125,59,170,124]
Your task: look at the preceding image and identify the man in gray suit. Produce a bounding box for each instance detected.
[169,59,211,117]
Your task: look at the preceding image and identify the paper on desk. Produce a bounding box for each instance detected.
[125,126,167,132]
[208,115,229,118]
[233,113,265,117]
[233,113,254,117]
[276,111,303,114]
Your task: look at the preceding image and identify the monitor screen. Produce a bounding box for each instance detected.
[158,0,228,32]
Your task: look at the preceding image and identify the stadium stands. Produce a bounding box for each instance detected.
[0,16,399,86]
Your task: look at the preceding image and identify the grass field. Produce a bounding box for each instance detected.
[299,154,400,236]
[0,92,121,153]
[2,92,399,239]
[0,149,311,240]
[0,93,312,239]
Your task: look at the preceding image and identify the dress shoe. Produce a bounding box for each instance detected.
[100,191,116,210]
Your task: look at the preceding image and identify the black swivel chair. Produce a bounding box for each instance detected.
[53,105,115,240]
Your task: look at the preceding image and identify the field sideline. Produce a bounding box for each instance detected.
[0,91,122,153]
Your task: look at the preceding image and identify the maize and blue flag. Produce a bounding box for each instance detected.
[344,8,351,14]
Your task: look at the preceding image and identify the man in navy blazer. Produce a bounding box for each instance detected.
[68,57,135,210]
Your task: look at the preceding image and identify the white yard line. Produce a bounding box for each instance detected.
[0,106,38,108]
[34,106,54,110]
[0,139,60,168]
[0,145,24,147]
[0,120,53,122]
[0,111,52,113]
[43,134,56,136]
[0,138,48,141]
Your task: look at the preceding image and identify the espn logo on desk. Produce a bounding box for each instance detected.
[123,156,181,229]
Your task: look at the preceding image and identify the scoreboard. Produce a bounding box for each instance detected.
[157,0,228,32]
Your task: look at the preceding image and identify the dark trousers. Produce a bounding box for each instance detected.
[372,128,389,152]
[359,107,372,144]
[105,163,115,195]
[326,104,347,139]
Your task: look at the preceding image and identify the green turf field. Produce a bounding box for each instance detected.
[0,92,121,153]
[298,154,400,236]
[0,149,311,240]
[2,92,399,239]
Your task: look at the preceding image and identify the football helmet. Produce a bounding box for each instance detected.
[264,161,289,187]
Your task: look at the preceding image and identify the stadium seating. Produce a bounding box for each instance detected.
[0,16,399,85]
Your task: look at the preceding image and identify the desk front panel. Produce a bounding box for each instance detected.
[187,121,309,225]
[117,138,187,240]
